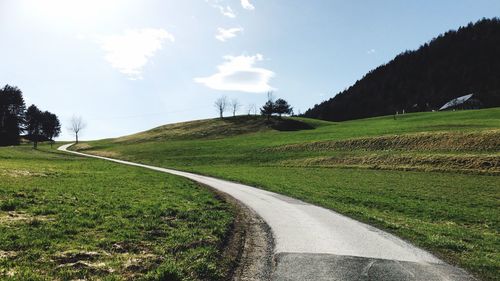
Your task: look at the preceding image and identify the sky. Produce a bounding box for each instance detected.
[1,0,499,140]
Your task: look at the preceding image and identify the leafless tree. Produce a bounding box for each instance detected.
[68,115,86,144]
[214,96,228,118]
[230,98,241,117]
[247,103,257,115]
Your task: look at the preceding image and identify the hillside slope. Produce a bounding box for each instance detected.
[304,18,500,121]
[76,108,500,280]
[111,116,313,144]
[77,108,500,280]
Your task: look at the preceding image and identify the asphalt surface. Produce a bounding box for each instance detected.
[58,144,477,281]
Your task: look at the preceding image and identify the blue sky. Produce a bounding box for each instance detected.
[1,0,499,140]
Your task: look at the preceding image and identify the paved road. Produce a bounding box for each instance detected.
[58,144,476,281]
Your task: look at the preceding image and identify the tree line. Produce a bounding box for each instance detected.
[304,18,500,121]
[0,85,61,148]
[214,92,293,120]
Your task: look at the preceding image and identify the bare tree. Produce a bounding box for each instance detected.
[230,98,241,117]
[247,103,257,115]
[68,115,86,144]
[214,96,228,118]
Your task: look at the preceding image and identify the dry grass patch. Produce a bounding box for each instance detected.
[0,211,52,224]
[0,250,17,260]
[50,248,163,279]
[281,154,500,174]
[71,143,92,150]
[0,169,48,178]
[53,251,115,275]
[271,129,500,152]
[70,143,121,158]
[85,150,121,158]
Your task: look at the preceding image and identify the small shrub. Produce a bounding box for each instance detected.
[143,261,182,281]
[0,199,20,211]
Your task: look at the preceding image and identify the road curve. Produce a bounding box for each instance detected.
[58,143,476,281]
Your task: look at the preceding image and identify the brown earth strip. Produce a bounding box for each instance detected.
[206,184,275,281]
[270,130,500,152]
[280,154,500,175]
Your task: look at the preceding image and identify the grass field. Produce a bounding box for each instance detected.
[78,108,500,281]
[0,145,236,281]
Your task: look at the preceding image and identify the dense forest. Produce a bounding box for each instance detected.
[304,18,500,121]
[0,85,60,147]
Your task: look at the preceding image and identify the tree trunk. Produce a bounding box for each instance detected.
[76,133,79,144]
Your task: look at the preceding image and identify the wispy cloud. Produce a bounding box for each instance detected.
[194,54,275,93]
[100,28,174,80]
[366,49,376,55]
[218,5,236,18]
[215,27,244,42]
[205,0,236,18]
[241,0,255,10]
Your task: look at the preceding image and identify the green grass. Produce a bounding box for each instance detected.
[182,165,499,279]
[0,144,235,281]
[80,108,500,281]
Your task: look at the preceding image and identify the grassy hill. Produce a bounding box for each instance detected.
[0,145,236,280]
[78,108,500,281]
[110,115,313,144]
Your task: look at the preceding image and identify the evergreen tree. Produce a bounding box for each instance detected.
[274,98,292,117]
[25,105,43,148]
[0,85,26,146]
[41,111,61,147]
[260,100,274,121]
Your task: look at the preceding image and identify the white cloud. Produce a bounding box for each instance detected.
[215,27,244,42]
[218,5,236,18]
[194,54,275,93]
[205,0,237,18]
[366,49,376,55]
[100,28,174,79]
[241,0,255,10]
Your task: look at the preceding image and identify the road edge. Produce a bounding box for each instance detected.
[58,143,276,281]
[209,184,275,281]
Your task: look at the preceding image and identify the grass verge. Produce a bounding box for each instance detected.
[0,144,235,281]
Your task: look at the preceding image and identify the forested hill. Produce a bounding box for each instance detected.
[304,18,500,121]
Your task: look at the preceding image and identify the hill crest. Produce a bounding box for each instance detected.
[304,18,500,121]
[112,116,314,143]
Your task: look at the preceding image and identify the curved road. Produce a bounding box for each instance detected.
[58,144,476,281]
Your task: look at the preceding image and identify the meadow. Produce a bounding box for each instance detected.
[0,145,236,281]
[79,108,500,281]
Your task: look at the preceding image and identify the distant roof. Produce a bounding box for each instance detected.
[439,94,474,110]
